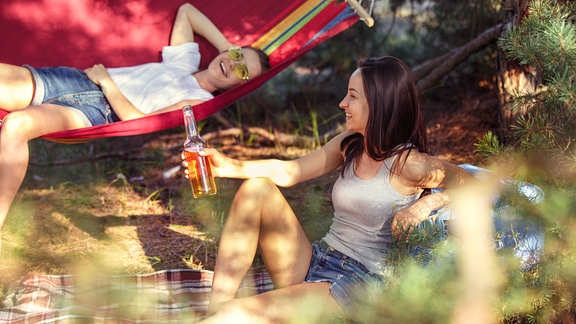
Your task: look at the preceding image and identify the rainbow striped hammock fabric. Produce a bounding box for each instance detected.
[0,0,360,143]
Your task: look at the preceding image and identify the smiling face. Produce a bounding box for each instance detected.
[339,68,370,135]
[206,47,264,91]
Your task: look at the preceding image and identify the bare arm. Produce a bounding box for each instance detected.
[170,3,232,51]
[189,131,351,187]
[398,151,473,190]
[391,191,450,238]
[391,151,474,238]
[84,64,205,121]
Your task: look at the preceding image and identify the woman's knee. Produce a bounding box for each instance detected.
[237,178,278,198]
[228,178,280,223]
[0,113,35,141]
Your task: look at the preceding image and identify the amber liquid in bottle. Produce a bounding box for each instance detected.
[182,105,217,198]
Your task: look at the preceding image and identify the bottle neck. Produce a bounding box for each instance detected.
[184,110,198,138]
[183,105,205,146]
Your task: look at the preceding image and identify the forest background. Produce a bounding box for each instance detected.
[1,0,575,323]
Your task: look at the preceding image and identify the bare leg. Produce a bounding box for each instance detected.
[0,104,88,230]
[0,63,35,110]
[201,282,342,324]
[209,178,313,309]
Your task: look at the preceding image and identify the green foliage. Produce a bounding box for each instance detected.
[520,183,576,322]
[475,130,505,158]
[497,0,576,178]
[216,0,507,145]
[499,0,576,72]
[355,223,460,323]
[14,1,564,321]
[355,258,459,323]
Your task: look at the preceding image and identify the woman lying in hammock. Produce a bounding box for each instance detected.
[183,56,473,323]
[0,3,270,231]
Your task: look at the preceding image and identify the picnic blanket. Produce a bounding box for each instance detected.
[0,270,273,323]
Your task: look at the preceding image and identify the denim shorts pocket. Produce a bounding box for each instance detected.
[47,91,115,126]
[340,260,362,280]
[102,101,115,124]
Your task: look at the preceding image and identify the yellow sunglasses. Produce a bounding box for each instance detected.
[227,47,250,80]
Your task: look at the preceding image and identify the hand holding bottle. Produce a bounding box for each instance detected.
[182,105,217,198]
[182,147,237,179]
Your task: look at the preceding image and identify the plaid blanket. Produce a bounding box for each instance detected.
[0,270,273,323]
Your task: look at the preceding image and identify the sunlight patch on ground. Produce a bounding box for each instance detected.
[98,225,155,274]
[1,180,205,278]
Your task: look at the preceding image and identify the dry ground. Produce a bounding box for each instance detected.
[0,85,500,285]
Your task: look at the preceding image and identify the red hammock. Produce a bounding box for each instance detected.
[0,0,360,143]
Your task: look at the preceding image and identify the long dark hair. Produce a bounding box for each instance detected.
[340,56,428,176]
[243,46,271,73]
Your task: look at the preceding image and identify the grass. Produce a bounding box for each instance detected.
[0,125,337,290]
[0,82,501,321]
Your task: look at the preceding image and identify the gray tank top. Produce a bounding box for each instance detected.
[322,156,421,274]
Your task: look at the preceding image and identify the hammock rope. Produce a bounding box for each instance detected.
[0,0,362,143]
[345,0,375,27]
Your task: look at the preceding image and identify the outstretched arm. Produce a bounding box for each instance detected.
[185,131,350,187]
[170,3,233,51]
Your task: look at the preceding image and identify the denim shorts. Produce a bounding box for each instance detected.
[304,241,384,319]
[25,65,120,126]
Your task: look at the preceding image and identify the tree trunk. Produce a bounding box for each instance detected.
[414,22,506,92]
[496,0,540,141]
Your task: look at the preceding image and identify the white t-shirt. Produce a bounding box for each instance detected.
[107,42,213,114]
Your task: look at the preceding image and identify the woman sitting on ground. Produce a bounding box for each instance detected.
[183,56,472,323]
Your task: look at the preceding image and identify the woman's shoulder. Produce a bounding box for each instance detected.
[400,149,463,188]
[403,149,431,163]
[318,131,356,160]
[396,150,438,180]
[325,130,356,147]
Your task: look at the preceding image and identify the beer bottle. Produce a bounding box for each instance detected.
[182,105,217,198]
